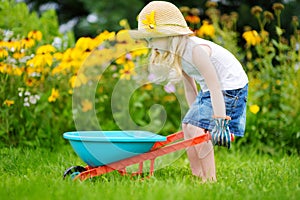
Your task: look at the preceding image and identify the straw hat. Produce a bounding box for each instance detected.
[129,1,193,39]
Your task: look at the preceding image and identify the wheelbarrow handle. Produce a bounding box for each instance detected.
[151,131,184,150]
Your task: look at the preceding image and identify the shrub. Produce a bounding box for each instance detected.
[0,0,61,42]
[182,2,300,154]
[0,0,75,148]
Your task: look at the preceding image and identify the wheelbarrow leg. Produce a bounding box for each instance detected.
[131,162,143,176]
[138,162,143,174]
[149,158,155,176]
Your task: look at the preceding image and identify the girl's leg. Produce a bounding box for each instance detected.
[182,123,216,182]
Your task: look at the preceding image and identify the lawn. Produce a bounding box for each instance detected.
[1,145,299,200]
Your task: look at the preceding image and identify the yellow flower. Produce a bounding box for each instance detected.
[94,31,115,45]
[0,48,8,58]
[242,30,262,46]
[98,86,104,93]
[276,80,281,85]
[116,30,134,43]
[163,95,176,102]
[24,77,36,87]
[260,30,269,40]
[12,66,23,76]
[60,48,73,62]
[119,61,136,80]
[131,48,148,58]
[81,99,93,112]
[48,88,59,102]
[28,30,42,41]
[60,48,86,70]
[250,104,260,114]
[4,40,21,52]
[87,48,115,67]
[51,64,67,75]
[75,37,96,52]
[262,83,269,89]
[142,11,156,30]
[197,21,215,38]
[0,63,12,74]
[13,52,25,60]
[53,52,63,61]
[0,62,7,73]
[21,37,35,49]
[3,99,14,107]
[115,54,129,65]
[119,19,131,29]
[36,45,56,54]
[142,83,153,91]
[69,73,88,88]
[26,53,53,68]
[52,48,82,74]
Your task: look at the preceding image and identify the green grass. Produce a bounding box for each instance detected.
[0,146,299,200]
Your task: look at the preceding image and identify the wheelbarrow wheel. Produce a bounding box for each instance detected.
[63,166,86,180]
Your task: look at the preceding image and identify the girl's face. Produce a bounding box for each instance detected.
[147,37,169,51]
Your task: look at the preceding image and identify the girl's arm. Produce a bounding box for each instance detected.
[182,71,198,107]
[192,45,226,117]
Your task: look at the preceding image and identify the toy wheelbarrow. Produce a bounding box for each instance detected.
[63,130,211,181]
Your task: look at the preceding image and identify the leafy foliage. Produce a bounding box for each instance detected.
[0,0,61,42]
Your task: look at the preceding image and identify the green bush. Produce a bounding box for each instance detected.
[0,0,61,42]
[240,4,300,154]
[0,0,75,149]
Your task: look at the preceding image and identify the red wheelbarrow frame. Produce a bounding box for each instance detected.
[73,131,211,181]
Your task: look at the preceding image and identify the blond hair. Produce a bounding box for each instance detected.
[148,35,189,84]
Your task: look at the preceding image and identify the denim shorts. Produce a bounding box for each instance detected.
[182,84,248,137]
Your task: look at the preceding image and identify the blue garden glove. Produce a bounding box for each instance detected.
[211,116,232,149]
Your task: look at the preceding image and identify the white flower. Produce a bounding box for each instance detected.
[29,96,38,104]
[22,92,40,106]
[18,88,24,97]
[3,30,14,39]
[52,37,62,49]
[19,55,31,63]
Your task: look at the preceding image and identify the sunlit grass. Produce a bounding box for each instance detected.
[0,147,299,200]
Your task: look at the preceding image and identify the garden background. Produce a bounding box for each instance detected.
[1,0,299,153]
[1,0,300,199]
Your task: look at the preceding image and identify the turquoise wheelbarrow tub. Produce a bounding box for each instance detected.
[63,131,167,167]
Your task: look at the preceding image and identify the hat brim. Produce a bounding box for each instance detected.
[129,27,194,40]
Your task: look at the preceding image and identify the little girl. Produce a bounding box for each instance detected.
[129,1,248,182]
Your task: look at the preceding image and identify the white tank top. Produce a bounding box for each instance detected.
[181,36,248,92]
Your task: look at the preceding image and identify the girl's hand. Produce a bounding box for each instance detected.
[211,116,232,149]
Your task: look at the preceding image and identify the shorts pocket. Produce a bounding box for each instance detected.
[222,90,237,99]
